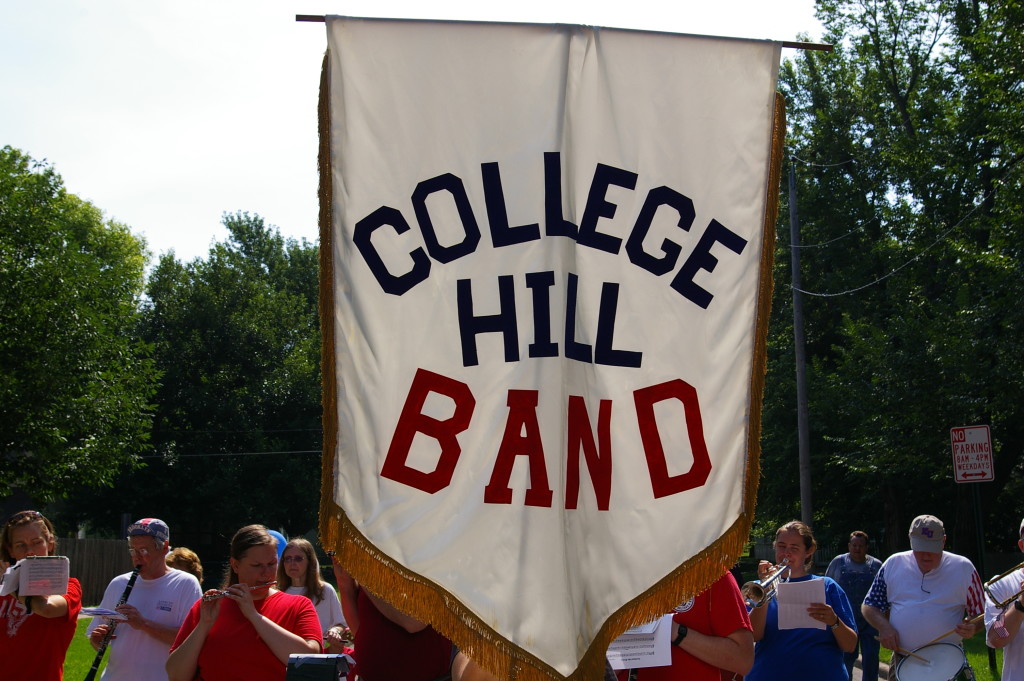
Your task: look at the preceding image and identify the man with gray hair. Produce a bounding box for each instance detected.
[984,517,1024,680]
[862,514,984,679]
[86,518,202,681]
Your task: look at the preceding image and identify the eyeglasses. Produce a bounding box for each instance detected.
[282,555,306,563]
[128,547,152,557]
[4,510,43,528]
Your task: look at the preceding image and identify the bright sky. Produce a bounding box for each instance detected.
[2,1,823,263]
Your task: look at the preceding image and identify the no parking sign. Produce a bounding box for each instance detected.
[950,425,993,483]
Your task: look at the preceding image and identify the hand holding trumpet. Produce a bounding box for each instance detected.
[742,559,790,610]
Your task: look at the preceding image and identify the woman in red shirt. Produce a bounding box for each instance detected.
[167,525,322,681]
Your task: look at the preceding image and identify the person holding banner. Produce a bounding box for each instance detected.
[747,521,857,681]
[617,570,754,681]
[166,524,322,681]
[332,558,503,681]
[333,562,455,681]
[0,509,83,681]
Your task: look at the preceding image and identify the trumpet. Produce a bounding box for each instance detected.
[742,558,791,609]
[984,561,1024,610]
[202,581,277,602]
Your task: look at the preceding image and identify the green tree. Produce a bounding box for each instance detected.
[0,146,156,501]
[759,0,1024,557]
[59,213,322,559]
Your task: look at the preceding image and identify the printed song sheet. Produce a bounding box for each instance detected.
[776,579,826,630]
[606,615,673,670]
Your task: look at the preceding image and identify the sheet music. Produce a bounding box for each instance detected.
[0,564,19,597]
[0,556,70,596]
[606,614,673,670]
[776,579,826,630]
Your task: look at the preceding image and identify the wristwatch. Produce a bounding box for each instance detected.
[672,625,689,647]
[829,619,841,630]
[1014,599,1024,614]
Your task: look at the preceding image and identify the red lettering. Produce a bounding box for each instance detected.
[484,390,554,507]
[380,368,476,493]
[565,396,612,511]
[634,379,711,498]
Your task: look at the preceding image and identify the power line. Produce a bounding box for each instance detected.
[792,186,999,298]
[786,148,1022,297]
[139,450,321,459]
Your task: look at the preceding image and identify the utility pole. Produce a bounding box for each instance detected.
[788,158,812,526]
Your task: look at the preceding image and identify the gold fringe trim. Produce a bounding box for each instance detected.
[317,46,786,678]
[318,49,338,545]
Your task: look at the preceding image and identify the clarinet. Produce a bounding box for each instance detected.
[84,565,141,681]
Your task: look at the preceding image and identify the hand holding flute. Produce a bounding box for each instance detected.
[201,581,277,602]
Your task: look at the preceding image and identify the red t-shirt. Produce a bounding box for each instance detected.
[0,577,82,681]
[352,588,453,681]
[620,572,752,681]
[171,590,322,681]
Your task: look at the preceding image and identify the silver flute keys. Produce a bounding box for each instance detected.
[201,581,277,602]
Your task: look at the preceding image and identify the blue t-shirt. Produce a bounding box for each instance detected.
[747,575,857,681]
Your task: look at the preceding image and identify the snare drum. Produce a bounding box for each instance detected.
[894,642,974,681]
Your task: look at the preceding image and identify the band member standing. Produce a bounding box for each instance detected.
[826,530,882,681]
[166,524,321,681]
[985,517,1024,680]
[747,521,857,681]
[0,510,83,681]
[862,514,983,679]
[86,518,202,681]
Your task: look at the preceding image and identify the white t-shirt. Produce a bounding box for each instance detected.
[864,550,983,651]
[86,568,202,681]
[985,566,1024,680]
[285,582,346,633]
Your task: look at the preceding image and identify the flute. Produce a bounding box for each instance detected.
[202,581,277,602]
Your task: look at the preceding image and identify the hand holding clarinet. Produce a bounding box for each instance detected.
[85,565,141,681]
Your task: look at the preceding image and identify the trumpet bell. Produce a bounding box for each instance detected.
[741,558,791,609]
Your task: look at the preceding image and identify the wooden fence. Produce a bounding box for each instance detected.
[61,537,134,606]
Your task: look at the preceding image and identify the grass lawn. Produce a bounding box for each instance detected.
[881,636,1001,681]
[65,610,1005,681]
[65,616,106,680]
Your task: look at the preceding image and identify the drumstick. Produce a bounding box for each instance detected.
[918,612,985,649]
[873,638,931,664]
[893,646,931,664]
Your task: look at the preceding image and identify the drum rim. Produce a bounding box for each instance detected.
[893,641,967,680]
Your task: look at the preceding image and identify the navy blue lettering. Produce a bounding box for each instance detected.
[595,283,642,368]
[671,220,748,309]
[412,173,481,263]
[482,162,540,247]
[544,152,578,238]
[353,206,431,296]
[457,276,520,367]
[626,186,695,275]
[525,271,558,358]
[578,163,638,254]
[564,273,593,362]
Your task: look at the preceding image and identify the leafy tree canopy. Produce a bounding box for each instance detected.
[56,213,322,560]
[0,146,156,501]
[758,0,1023,558]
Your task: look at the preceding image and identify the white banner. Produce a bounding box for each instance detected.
[320,17,781,680]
